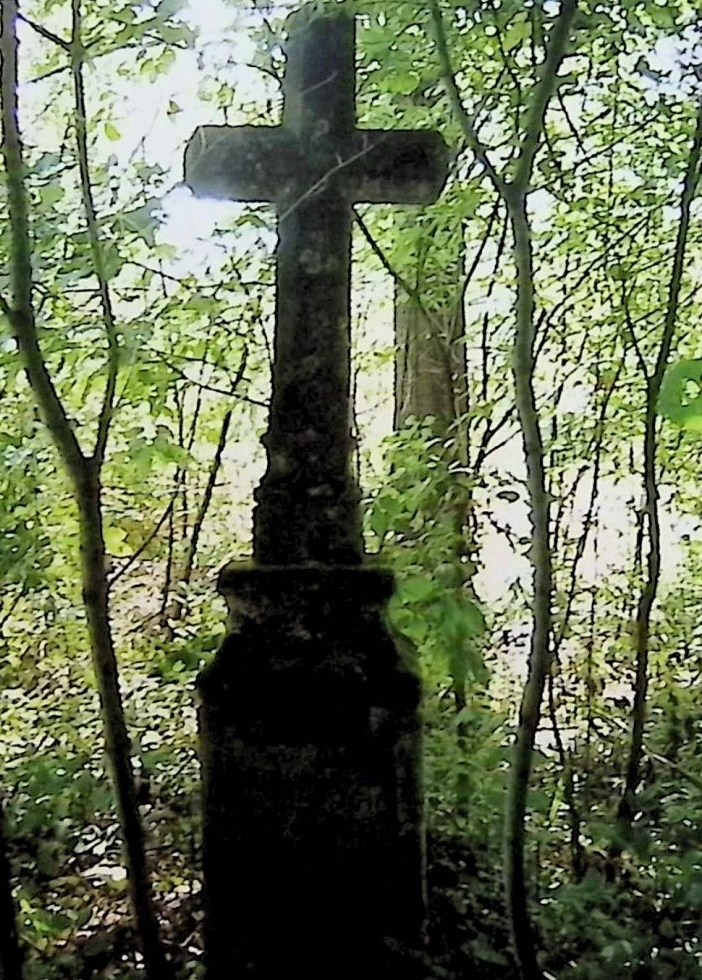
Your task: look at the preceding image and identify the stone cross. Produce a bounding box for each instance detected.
[185,9,447,565]
[186,9,449,980]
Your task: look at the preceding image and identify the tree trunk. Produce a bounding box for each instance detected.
[394,291,463,429]
[393,227,467,431]
[394,273,471,694]
[0,795,24,980]
[428,2,576,976]
[163,407,233,630]
[616,97,702,843]
[76,463,171,980]
[393,230,472,802]
[1,5,170,974]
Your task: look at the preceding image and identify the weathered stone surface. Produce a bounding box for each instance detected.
[200,567,425,979]
[185,9,450,978]
[185,127,449,205]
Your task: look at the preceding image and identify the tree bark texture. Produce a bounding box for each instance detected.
[0,796,24,980]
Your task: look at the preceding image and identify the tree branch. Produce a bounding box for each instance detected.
[0,0,84,482]
[459,196,502,317]
[18,13,70,51]
[512,0,577,193]
[353,208,447,339]
[108,494,177,590]
[70,0,120,466]
[428,0,506,195]
[620,285,649,382]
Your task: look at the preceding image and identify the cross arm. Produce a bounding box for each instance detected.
[184,125,298,202]
[184,124,450,208]
[350,130,449,204]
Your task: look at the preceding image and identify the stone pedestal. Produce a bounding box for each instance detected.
[198,566,425,979]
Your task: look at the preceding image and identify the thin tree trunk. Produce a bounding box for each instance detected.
[390,227,477,827]
[0,6,170,976]
[616,95,702,838]
[430,3,577,977]
[502,191,552,980]
[182,408,233,587]
[164,349,247,626]
[159,471,179,635]
[165,407,232,625]
[393,282,461,428]
[77,465,171,980]
[0,796,24,980]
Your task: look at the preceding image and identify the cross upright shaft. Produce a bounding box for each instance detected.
[185,10,448,564]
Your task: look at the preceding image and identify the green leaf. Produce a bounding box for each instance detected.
[398,576,437,604]
[156,0,188,15]
[502,18,530,52]
[104,121,121,142]
[469,941,511,967]
[38,183,65,207]
[103,526,129,557]
[461,600,486,636]
[384,71,420,97]
[369,506,389,540]
[441,596,485,644]
[658,359,702,432]
[31,152,63,177]
[116,199,163,246]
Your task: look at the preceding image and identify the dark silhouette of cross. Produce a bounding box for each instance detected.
[185,9,448,564]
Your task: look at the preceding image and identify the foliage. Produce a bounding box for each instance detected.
[368,418,487,687]
[2,0,702,978]
[659,358,702,432]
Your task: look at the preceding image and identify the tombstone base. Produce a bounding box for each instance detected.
[198,564,425,980]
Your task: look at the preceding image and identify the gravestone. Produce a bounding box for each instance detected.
[184,9,448,979]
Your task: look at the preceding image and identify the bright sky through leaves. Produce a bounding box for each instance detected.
[14,0,701,604]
